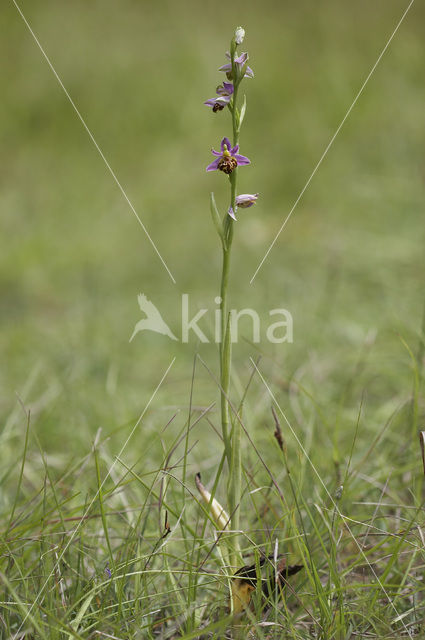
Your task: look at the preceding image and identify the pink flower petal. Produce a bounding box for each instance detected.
[221,137,232,153]
[206,158,220,172]
[234,154,250,166]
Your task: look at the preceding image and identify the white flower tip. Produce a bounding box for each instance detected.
[234,26,245,45]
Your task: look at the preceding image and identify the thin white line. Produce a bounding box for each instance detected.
[12,357,176,640]
[12,0,176,285]
[250,0,415,284]
[249,358,412,637]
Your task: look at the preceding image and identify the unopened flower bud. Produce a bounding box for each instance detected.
[228,193,259,220]
[235,26,245,45]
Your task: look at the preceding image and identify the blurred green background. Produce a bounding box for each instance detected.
[1,0,424,460]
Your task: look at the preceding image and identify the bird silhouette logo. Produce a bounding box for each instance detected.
[129,294,178,342]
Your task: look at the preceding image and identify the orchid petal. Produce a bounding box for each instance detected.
[235,52,248,65]
[222,82,234,94]
[235,193,259,208]
[216,83,233,97]
[221,137,232,153]
[234,154,250,166]
[228,206,237,221]
[206,158,220,172]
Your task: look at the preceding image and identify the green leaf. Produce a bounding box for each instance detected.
[238,94,247,129]
[235,107,240,130]
[67,591,96,638]
[210,192,225,246]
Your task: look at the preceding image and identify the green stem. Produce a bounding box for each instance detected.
[220,258,232,467]
[219,43,243,569]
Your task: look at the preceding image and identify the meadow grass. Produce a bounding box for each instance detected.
[2,352,425,638]
[1,0,425,637]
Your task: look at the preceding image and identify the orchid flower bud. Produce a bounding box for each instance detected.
[234,26,245,45]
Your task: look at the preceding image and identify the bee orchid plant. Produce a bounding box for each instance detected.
[198,26,259,588]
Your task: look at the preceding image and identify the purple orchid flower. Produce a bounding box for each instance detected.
[228,193,259,220]
[204,82,234,112]
[219,52,254,81]
[206,137,250,175]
